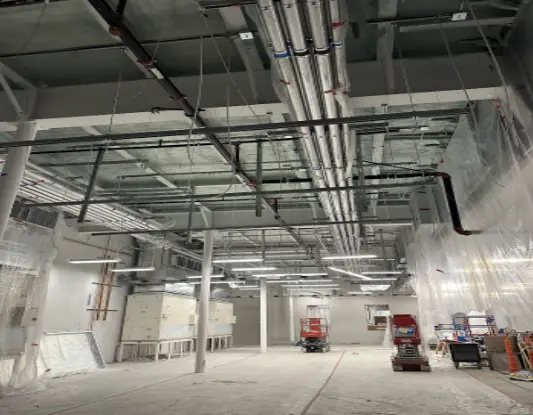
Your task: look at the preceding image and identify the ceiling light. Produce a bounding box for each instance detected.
[451,12,467,21]
[365,223,412,227]
[238,287,260,290]
[190,281,244,285]
[213,257,263,264]
[419,126,430,131]
[186,274,224,279]
[323,254,377,260]
[298,273,328,277]
[361,271,402,275]
[329,267,373,280]
[282,284,340,288]
[360,284,391,292]
[367,277,398,281]
[232,267,277,272]
[268,279,333,284]
[251,273,287,278]
[111,266,155,273]
[347,292,372,295]
[69,258,121,264]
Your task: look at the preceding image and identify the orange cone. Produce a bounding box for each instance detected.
[504,336,520,373]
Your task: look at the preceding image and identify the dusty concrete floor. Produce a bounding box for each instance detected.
[1,347,532,415]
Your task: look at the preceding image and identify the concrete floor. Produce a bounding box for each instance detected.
[1,347,532,415]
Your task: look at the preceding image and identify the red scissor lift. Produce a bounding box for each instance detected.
[391,314,431,372]
[300,318,331,353]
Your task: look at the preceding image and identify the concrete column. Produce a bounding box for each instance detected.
[288,295,295,342]
[260,278,267,353]
[195,230,214,373]
[0,121,38,240]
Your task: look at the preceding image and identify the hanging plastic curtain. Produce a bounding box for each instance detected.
[407,99,533,342]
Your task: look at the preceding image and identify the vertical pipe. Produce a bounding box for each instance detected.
[256,141,263,217]
[78,147,105,223]
[260,278,268,353]
[195,229,214,373]
[187,187,196,244]
[0,121,37,240]
[380,229,388,271]
[288,295,295,342]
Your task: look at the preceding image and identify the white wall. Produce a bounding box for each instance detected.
[232,295,418,346]
[41,227,135,363]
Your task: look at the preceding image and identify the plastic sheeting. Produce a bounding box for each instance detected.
[38,332,105,378]
[0,216,60,396]
[406,99,533,343]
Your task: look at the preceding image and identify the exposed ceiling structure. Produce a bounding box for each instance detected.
[0,0,523,296]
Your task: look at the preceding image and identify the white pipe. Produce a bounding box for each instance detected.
[260,278,268,353]
[288,295,295,342]
[0,121,37,240]
[279,0,351,253]
[258,0,348,256]
[195,229,214,373]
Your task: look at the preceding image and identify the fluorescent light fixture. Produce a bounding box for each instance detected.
[419,126,430,131]
[186,274,224,279]
[323,254,377,260]
[360,284,391,292]
[111,266,155,273]
[268,279,333,284]
[213,258,263,264]
[328,267,373,280]
[238,286,260,290]
[298,273,328,277]
[347,292,372,295]
[365,223,412,227]
[282,284,340,288]
[190,281,245,285]
[232,267,277,272]
[369,277,398,281]
[69,258,121,264]
[361,271,402,275]
[239,31,254,40]
[252,273,287,278]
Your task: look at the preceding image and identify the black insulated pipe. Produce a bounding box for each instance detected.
[438,173,474,236]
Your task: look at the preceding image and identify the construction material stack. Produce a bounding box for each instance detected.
[300,318,330,353]
[390,314,431,372]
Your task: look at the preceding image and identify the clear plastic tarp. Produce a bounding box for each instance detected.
[406,99,533,343]
[0,216,60,396]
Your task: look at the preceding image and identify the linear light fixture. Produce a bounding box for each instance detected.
[329,267,372,280]
[366,277,398,281]
[281,284,340,288]
[213,258,263,264]
[190,281,245,285]
[232,267,277,272]
[347,292,372,295]
[238,286,260,290]
[297,273,329,277]
[110,266,155,273]
[361,271,403,275]
[252,273,287,278]
[268,279,333,284]
[69,258,121,264]
[186,274,224,279]
[323,254,377,260]
[360,284,391,292]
